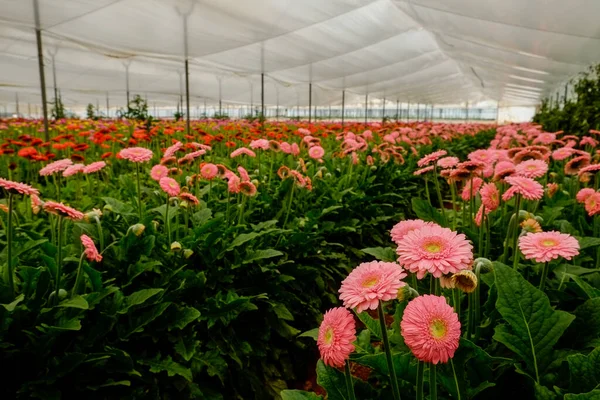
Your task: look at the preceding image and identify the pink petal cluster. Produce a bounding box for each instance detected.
[230,148,256,158]
[163,141,183,159]
[480,182,500,212]
[0,178,40,196]
[43,201,84,220]
[401,295,461,364]
[585,192,600,216]
[437,156,459,168]
[81,234,102,262]
[308,146,325,160]
[119,147,154,163]
[396,225,473,279]
[461,177,483,201]
[338,261,407,313]
[317,307,356,368]
[63,163,85,177]
[179,192,200,206]
[201,163,219,180]
[502,176,544,201]
[39,158,73,176]
[250,139,270,150]
[83,161,106,174]
[519,231,579,263]
[390,219,436,245]
[151,164,169,181]
[515,160,548,179]
[239,181,258,197]
[576,188,596,204]
[417,150,447,167]
[159,177,181,197]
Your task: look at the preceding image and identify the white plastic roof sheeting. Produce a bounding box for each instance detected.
[0,0,599,110]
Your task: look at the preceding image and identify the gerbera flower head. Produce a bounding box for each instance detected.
[163,141,182,159]
[417,150,447,167]
[81,234,102,262]
[493,161,515,181]
[579,164,600,176]
[63,163,85,177]
[230,147,256,158]
[576,188,596,204]
[43,201,84,220]
[585,192,600,216]
[0,178,40,196]
[565,155,591,175]
[39,158,73,176]
[159,177,180,197]
[237,166,250,182]
[521,218,542,233]
[546,182,559,198]
[179,191,199,206]
[239,181,258,197]
[338,261,407,313]
[396,225,473,279]
[515,160,548,179]
[451,270,477,293]
[461,177,483,201]
[150,164,169,181]
[401,295,461,364]
[317,307,356,368]
[414,166,434,176]
[200,163,219,180]
[31,194,44,214]
[502,176,544,201]
[249,139,269,150]
[519,231,579,263]
[480,182,499,211]
[437,156,459,169]
[83,161,106,174]
[390,219,436,245]
[552,147,575,161]
[308,145,325,160]
[119,147,153,163]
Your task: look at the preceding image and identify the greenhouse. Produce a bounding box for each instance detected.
[1,0,600,399]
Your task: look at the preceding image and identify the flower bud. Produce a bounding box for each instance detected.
[171,241,182,252]
[183,249,194,259]
[451,270,478,293]
[473,257,493,273]
[129,223,146,237]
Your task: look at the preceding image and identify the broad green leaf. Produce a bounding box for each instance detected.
[565,390,600,400]
[175,336,199,362]
[493,263,575,381]
[41,318,82,331]
[568,347,600,393]
[139,355,192,382]
[242,249,284,264]
[571,298,600,347]
[411,197,444,226]
[192,208,212,226]
[194,350,228,385]
[569,276,600,299]
[56,295,89,310]
[1,294,24,311]
[121,302,171,338]
[356,311,382,339]
[321,205,343,216]
[281,390,323,400]
[272,303,294,321]
[226,228,281,250]
[118,288,164,314]
[576,236,600,250]
[361,247,397,262]
[352,352,415,383]
[102,196,135,215]
[87,380,131,390]
[298,328,319,341]
[316,360,349,400]
[169,306,201,330]
[534,383,560,400]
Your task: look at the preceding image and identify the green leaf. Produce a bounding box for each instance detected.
[411,197,444,225]
[534,383,560,400]
[570,276,600,299]
[281,390,323,400]
[121,302,171,338]
[352,352,415,383]
[568,347,600,393]
[194,350,228,385]
[242,249,284,264]
[316,360,349,400]
[139,355,192,382]
[321,205,343,216]
[118,288,164,314]
[272,303,294,321]
[175,336,199,362]
[56,295,89,310]
[87,380,131,391]
[361,247,397,262]
[298,328,319,341]
[565,390,600,400]
[356,311,382,340]
[169,306,201,330]
[102,196,135,215]
[41,318,82,331]
[493,262,575,381]
[226,228,281,251]
[1,294,24,311]
[571,298,600,347]
[576,236,600,250]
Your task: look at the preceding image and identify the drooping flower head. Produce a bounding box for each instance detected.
[565,155,591,175]
[451,270,478,293]
[502,176,544,201]
[338,261,407,313]
[546,182,559,198]
[163,141,182,159]
[43,201,84,220]
[81,234,102,262]
[515,160,548,179]
[390,219,436,245]
[414,166,434,176]
[0,178,40,196]
[159,177,180,197]
[150,164,169,181]
[417,150,447,167]
[479,182,499,212]
[519,231,579,263]
[63,163,85,177]
[39,158,73,176]
[83,161,106,174]
[317,307,356,368]
[230,147,256,158]
[179,192,200,206]
[239,181,258,197]
[401,295,461,364]
[119,147,153,163]
[521,218,542,233]
[461,177,483,201]
[250,139,269,150]
[396,225,473,279]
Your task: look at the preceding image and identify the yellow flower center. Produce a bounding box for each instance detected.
[324,327,335,345]
[541,239,557,247]
[526,164,537,170]
[430,319,447,339]
[362,276,379,288]
[424,241,443,253]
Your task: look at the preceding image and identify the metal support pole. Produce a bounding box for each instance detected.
[28,103,31,118]
[15,93,19,116]
[364,93,368,124]
[34,0,49,141]
[96,99,99,116]
[125,64,130,106]
[407,101,410,122]
[341,90,345,127]
[328,104,331,121]
[106,92,109,118]
[184,62,190,133]
[51,55,58,106]
[465,102,469,121]
[417,103,420,121]
[563,83,568,106]
[382,97,386,123]
[430,104,434,122]
[395,99,399,122]
[308,83,312,123]
[261,73,265,119]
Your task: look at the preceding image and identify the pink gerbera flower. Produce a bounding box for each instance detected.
[401,295,461,364]
[250,139,269,150]
[151,164,169,181]
[317,307,356,368]
[585,192,600,216]
[63,163,85,177]
[237,166,250,182]
[396,225,473,279]
[515,160,548,179]
[461,177,483,201]
[239,181,258,197]
[417,150,447,167]
[338,261,407,313]
[0,178,40,196]
[200,163,218,180]
[83,161,106,174]
[119,147,153,163]
[179,192,200,206]
[159,177,180,197]
[480,182,500,212]
[308,146,325,160]
[31,194,43,214]
[552,147,575,161]
[565,155,591,175]
[414,166,434,176]
[230,148,256,158]
[390,219,436,245]
[81,234,102,262]
[437,156,459,169]
[502,176,544,201]
[163,141,183,159]
[576,188,596,204]
[493,161,515,181]
[39,158,73,176]
[43,201,84,220]
[579,164,600,176]
[519,231,579,263]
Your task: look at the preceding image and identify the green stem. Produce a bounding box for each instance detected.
[432,167,446,226]
[344,360,356,400]
[165,197,171,244]
[71,252,86,298]
[95,216,104,252]
[450,359,462,400]
[424,175,431,205]
[539,262,549,291]
[478,205,485,257]
[5,193,14,298]
[226,189,231,225]
[501,213,515,264]
[512,195,522,269]
[416,360,424,400]
[466,292,473,339]
[136,163,142,220]
[474,265,482,342]
[453,289,460,319]
[429,363,437,400]
[377,303,401,400]
[54,216,64,305]
[238,195,246,225]
[282,184,295,228]
[450,182,458,230]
